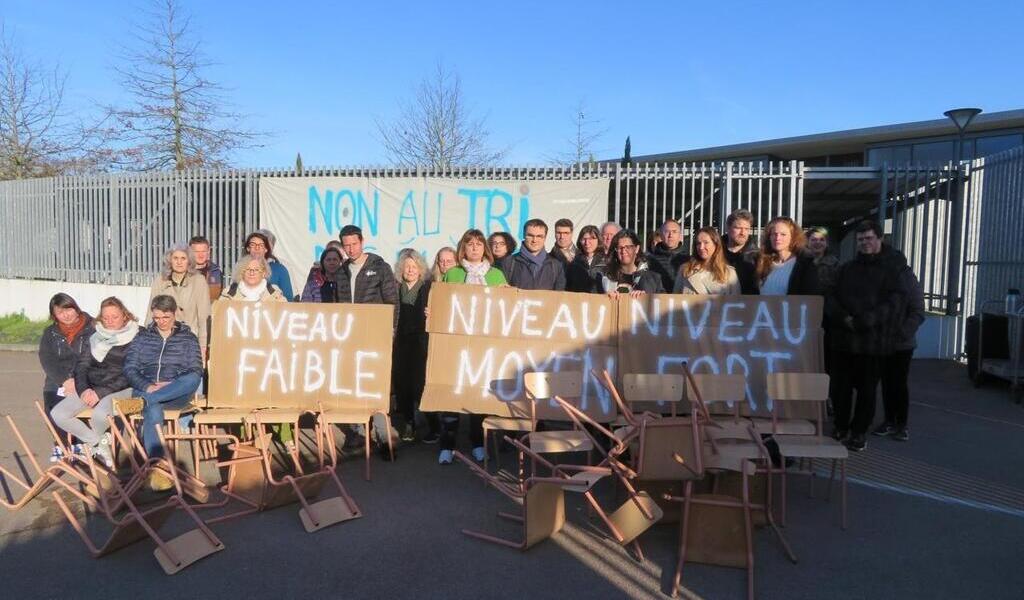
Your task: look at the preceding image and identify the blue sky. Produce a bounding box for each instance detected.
[4,0,1022,168]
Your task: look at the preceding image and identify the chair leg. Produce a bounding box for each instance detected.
[483,428,489,473]
[364,421,371,481]
[742,471,755,600]
[671,481,694,598]
[841,460,847,531]
[827,459,837,501]
[780,462,788,527]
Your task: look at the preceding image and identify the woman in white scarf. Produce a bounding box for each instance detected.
[49,297,139,468]
[220,254,287,302]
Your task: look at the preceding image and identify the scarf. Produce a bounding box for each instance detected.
[57,315,87,345]
[90,321,140,361]
[238,280,266,301]
[401,280,424,305]
[461,260,490,285]
[523,248,547,275]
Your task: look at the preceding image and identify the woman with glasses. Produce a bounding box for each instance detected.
[566,224,607,293]
[243,230,294,300]
[674,227,740,295]
[220,254,288,301]
[601,229,664,297]
[487,231,517,275]
[430,246,457,281]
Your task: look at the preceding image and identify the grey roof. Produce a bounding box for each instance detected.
[629,109,1024,163]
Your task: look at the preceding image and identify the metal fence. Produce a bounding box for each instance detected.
[0,162,805,287]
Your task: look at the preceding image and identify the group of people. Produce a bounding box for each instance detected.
[38,209,924,484]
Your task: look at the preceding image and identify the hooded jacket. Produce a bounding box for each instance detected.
[123,322,203,390]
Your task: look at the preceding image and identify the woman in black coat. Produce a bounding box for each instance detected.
[38,293,94,461]
[566,225,608,293]
[393,249,438,443]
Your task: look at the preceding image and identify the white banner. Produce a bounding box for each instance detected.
[259,176,610,295]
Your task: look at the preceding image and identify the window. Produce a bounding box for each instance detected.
[976,134,1024,158]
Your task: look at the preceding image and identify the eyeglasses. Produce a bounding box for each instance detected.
[490,240,506,247]
[247,242,266,249]
[616,244,638,253]
[244,267,264,274]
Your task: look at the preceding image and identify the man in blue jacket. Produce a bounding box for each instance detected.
[124,295,202,488]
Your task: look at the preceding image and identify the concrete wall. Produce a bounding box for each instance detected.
[0,279,151,321]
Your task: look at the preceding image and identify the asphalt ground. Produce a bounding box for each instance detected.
[1,350,1023,600]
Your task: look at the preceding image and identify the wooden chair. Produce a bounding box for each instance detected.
[765,373,849,529]
[315,403,394,481]
[51,451,224,575]
[481,398,533,473]
[454,450,580,551]
[518,372,594,475]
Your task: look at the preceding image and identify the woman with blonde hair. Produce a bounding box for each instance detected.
[220,254,287,301]
[392,248,438,443]
[674,227,740,295]
[50,297,139,468]
[149,243,211,349]
[430,246,457,281]
[755,217,820,296]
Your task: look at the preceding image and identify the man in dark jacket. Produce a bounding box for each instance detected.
[124,295,203,469]
[826,220,906,452]
[505,219,567,291]
[875,261,925,441]
[723,209,759,294]
[335,225,399,331]
[550,218,576,266]
[648,219,688,292]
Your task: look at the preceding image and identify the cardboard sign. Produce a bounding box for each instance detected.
[207,300,393,412]
[422,285,824,419]
[618,295,823,417]
[421,283,619,420]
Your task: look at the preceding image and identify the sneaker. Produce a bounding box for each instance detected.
[471,446,486,462]
[893,427,909,442]
[147,470,174,492]
[438,449,454,465]
[92,443,115,470]
[71,444,87,460]
[871,422,896,437]
[400,424,416,442]
[49,445,65,463]
[377,443,397,462]
[831,428,848,442]
[844,434,867,452]
[421,431,440,444]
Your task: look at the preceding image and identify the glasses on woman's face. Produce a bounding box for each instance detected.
[616,244,638,253]
[490,240,506,247]
[244,267,264,274]
[248,241,266,250]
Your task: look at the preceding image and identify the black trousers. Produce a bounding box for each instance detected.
[832,352,881,436]
[440,413,485,451]
[392,334,437,433]
[881,349,914,428]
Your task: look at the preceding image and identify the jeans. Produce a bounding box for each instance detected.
[50,388,131,447]
[135,372,202,459]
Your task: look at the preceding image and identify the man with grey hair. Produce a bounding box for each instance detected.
[600,222,621,259]
[723,209,759,294]
[648,218,688,292]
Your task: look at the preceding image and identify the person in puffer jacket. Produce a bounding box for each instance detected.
[124,295,202,470]
[333,225,399,332]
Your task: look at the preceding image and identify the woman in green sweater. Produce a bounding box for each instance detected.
[438,229,507,464]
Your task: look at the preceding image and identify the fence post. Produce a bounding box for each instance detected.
[721,161,733,223]
[945,162,969,316]
[877,163,888,225]
[108,174,122,284]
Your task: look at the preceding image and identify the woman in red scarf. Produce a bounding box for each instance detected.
[38,293,94,462]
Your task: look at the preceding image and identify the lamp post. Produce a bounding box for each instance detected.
[942,107,982,316]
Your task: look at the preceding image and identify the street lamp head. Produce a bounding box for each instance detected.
[944,107,983,134]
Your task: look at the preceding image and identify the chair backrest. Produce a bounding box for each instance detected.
[765,372,830,402]
[622,374,685,416]
[688,373,746,417]
[523,481,566,549]
[525,372,583,422]
[635,417,704,482]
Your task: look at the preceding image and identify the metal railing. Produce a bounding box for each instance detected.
[0,162,805,287]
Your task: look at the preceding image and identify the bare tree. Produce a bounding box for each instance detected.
[107,0,262,171]
[0,25,104,179]
[547,100,607,167]
[376,64,505,169]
